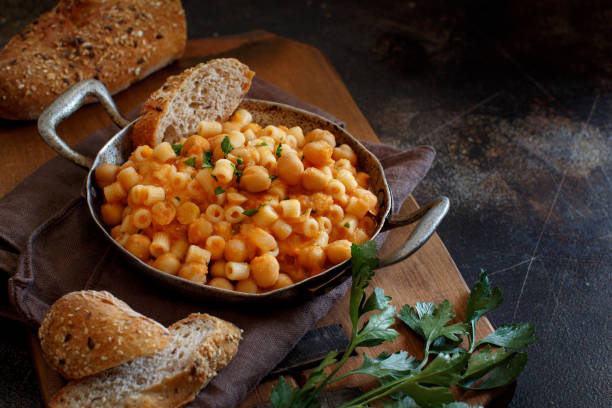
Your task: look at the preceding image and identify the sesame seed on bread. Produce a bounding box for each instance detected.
[131,58,254,148]
[38,290,171,380]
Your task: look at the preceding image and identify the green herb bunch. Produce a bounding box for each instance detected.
[270,241,536,408]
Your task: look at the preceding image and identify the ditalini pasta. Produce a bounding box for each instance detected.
[96,109,378,293]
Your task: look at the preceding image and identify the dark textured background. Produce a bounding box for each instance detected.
[1,1,611,407]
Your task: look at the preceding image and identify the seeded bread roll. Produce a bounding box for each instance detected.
[0,0,187,120]
[131,58,254,148]
[49,313,242,408]
[38,290,171,379]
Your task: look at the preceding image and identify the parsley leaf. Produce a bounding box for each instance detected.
[398,300,468,344]
[236,156,243,166]
[234,168,243,183]
[214,186,225,195]
[183,157,196,167]
[270,376,299,408]
[301,351,339,394]
[175,196,180,201]
[383,395,420,408]
[398,300,468,366]
[355,287,399,347]
[276,143,282,157]
[344,222,351,228]
[242,208,258,216]
[458,345,528,390]
[256,142,268,147]
[476,322,537,350]
[172,143,183,155]
[465,270,503,350]
[270,174,278,180]
[348,351,418,381]
[349,240,379,329]
[283,196,290,200]
[201,150,214,168]
[221,135,234,156]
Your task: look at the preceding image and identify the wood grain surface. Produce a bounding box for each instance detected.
[0,32,509,407]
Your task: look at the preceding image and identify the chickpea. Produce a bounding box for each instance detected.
[303,140,333,166]
[250,254,280,288]
[208,277,234,290]
[153,253,181,275]
[325,240,352,264]
[277,153,304,185]
[299,245,326,271]
[182,135,210,156]
[239,165,271,193]
[124,234,151,261]
[273,273,294,289]
[224,238,248,262]
[302,167,331,191]
[95,163,120,188]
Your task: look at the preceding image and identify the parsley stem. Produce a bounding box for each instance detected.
[336,375,412,408]
[301,338,358,406]
[417,339,432,371]
[468,321,477,352]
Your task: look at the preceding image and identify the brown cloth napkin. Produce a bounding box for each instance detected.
[0,78,434,407]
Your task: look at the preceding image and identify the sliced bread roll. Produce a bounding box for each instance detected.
[132,58,255,148]
[49,313,242,408]
[0,0,186,120]
[38,291,170,379]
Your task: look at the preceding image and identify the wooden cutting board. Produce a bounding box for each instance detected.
[0,31,512,407]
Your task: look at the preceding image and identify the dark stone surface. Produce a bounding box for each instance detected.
[1,1,611,407]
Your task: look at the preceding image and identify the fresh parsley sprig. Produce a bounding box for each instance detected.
[270,242,536,408]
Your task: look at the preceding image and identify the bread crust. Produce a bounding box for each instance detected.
[131,58,254,148]
[49,313,242,408]
[38,290,171,379]
[0,0,187,120]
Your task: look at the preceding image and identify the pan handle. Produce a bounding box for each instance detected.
[377,196,449,268]
[305,196,449,295]
[38,79,130,170]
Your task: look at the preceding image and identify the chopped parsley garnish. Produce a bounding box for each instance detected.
[183,157,196,168]
[175,196,180,201]
[275,143,282,157]
[283,196,290,200]
[214,186,225,195]
[242,208,259,216]
[256,142,268,147]
[236,156,244,166]
[211,174,218,181]
[234,168,243,183]
[343,222,351,229]
[269,174,278,180]
[221,135,234,156]
[172,143,183,155]
[201,150,214,168]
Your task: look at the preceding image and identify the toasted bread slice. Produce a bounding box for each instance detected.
[49,313,242,408]
[132,58,254,148]
[38,291,170,380]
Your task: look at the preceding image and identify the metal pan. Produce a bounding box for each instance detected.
[38,79,449,304]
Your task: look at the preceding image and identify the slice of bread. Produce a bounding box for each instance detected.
[0,0,186,120]
[49,313,242,408]
[132,58,254,148]
[39,291,170,379]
